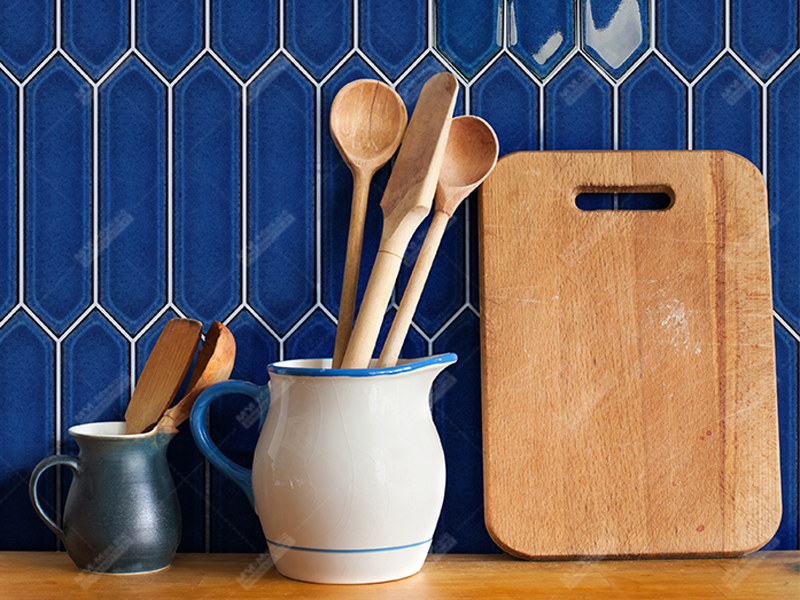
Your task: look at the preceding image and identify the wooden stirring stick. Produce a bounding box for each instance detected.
[339,72,459,369]
[377,116,499,368]
[124,318,202,434]
[330,80,407,369]
[156,321,236,431]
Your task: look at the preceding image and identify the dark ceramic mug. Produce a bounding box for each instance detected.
[29,421,181,574]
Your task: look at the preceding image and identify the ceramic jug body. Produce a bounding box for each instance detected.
[191,353,457,584]
[30,422,181,574]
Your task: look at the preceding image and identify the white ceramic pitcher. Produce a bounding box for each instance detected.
[190,353,457,584]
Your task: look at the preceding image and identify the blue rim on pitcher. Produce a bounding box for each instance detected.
[268,353,458,377]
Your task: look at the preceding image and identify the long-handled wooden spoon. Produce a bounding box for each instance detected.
[330,80,408,369]
[377,116,499,368]
[124,318,202,434]
[340,72,459,369]
[156,321,236,432]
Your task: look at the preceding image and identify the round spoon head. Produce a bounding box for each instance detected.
[330,79,408,174]
[436,115,499,216]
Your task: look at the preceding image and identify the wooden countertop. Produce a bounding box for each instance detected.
[2,551,798,599]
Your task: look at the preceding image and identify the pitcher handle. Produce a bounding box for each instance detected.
[190,380,270,507]
[29,455,80,544]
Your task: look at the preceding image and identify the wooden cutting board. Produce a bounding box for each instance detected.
[478,151,781,559]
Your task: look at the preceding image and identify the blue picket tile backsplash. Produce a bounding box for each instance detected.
[1,0,798,555]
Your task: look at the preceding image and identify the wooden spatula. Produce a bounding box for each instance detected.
[340,72,459,369]
[156,321,236,432]
[124,318,202,434]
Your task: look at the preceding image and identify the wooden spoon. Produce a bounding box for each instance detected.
[377,116,499,367]
[330,80,408,369]
[155,321,236,432]
[124,318,202,434]
[340,72,459,369]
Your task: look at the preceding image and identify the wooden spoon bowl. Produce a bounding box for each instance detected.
[436,115,501,215]
[330,80,407,170]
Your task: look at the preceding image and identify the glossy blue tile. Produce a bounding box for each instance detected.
[732,0,797,79]
[0,0,53,80]
[619,56,687,150]
[210,384,265,552]
[471,55,539,155]
[137,0,203,80]
[436,0,502,79]
[174,57,241,324]
[286,0,351,80]
[167,424,205,553]
[62,0,128,80]
[693,55,761,167]
[582,0,648,79]
[0,73,15,317]
[468,194,480,311]
[228,311,279,384]
[321,58,387,323]
[25,57,92,335]
[508,0,574,79]
[769,59,800,332]
[205,311,278,552]
[61,312,129,455]
[360,0,425,80]
[770,324,798,550]
[433,311,499,553]
[100,57,167,335]
[212,0,277,80]
[657,0,722,81]
[249,57,315,335]
[0,312,55,550]
[284,308,336,361]
[544,56,612,150]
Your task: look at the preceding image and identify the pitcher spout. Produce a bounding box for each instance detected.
[395,352,458,387]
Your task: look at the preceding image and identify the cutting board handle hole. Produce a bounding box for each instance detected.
[575,188,673,211]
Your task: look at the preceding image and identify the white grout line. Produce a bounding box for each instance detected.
[278,0,285,49]
[240,76,249,311]
[762,82,769,183]
[775,311,800,344]
[724,0,731,50]
[612,83,619,151]
[313,84,323,316]
[16,82,24,311]
[91,84,99,306]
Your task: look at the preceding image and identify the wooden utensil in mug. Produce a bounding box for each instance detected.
[156,321,236,432]
[377,115,498,367]
[330,80,408,369]
[124,318,202,434]
[340,72,459,369]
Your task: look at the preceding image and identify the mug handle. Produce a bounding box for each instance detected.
[190,380,270,508]
[29,454,80,544]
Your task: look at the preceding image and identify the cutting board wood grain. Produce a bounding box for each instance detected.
[478,151,781,559]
